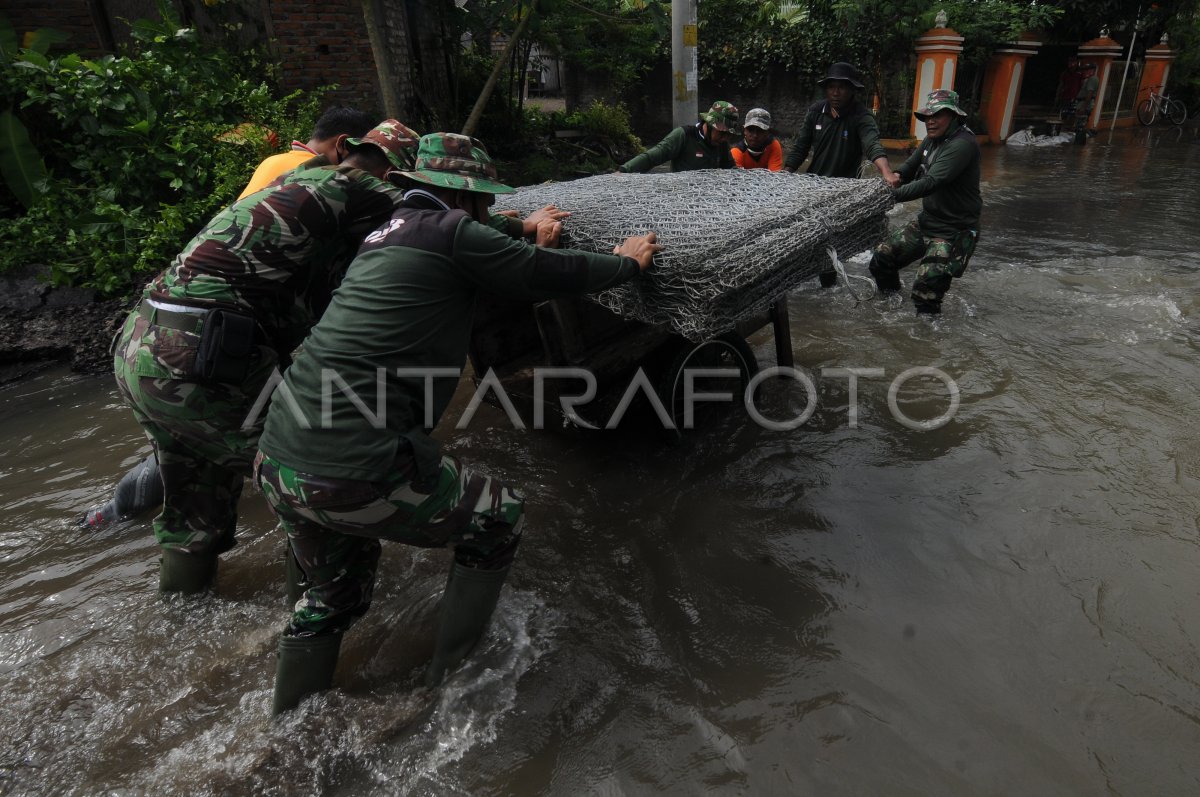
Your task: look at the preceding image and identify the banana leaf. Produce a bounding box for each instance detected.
[0,109,49,208]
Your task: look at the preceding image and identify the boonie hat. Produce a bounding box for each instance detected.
[700,100,741,133]
[743,108,773,131]
[346,119,421,171]
[817,62,865,89]
[913,88,968,121]
[402,133,515,195]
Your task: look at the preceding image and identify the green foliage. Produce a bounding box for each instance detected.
[562,99,641,154]
[484,100,642,184]
[533,0,667,97]
[0,13,324,295]
[699,0,843,82]
[0,108,48,207]
[1166,4,1200,108]
[934,1,1062,67]
[450,0,666,123]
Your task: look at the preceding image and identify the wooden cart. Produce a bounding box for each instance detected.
[467,293,795,436]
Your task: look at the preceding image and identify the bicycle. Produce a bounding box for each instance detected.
[1137,86,1188,126]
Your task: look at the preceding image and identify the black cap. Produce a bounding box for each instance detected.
[817,62,865,89]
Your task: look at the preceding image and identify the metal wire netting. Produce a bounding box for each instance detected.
[494,169,895,341]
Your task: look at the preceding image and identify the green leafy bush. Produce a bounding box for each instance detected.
[490,100,642,184]
[563,100,641,155]
[0,16,324,295]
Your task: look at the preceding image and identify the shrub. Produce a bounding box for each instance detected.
[0,15,324,295]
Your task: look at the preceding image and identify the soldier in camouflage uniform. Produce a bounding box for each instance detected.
[255,132,664,714]
[870,89,981,314]
[93,120,568,541]
[112,119,421,595]
[619,100,739,173]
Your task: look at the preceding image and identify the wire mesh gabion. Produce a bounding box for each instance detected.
[494,169,895,342]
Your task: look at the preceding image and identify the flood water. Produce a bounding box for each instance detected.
[3,126,1200,796]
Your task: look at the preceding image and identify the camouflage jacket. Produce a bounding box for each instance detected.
[145,164,404,355]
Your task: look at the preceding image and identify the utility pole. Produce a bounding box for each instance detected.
[671,0,698,128]
[1109,4,1142,131]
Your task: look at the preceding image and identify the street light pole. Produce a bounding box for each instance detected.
[671,0,698,128]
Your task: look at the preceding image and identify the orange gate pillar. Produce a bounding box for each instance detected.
[978,32,1043,142]
[911,10,964,139]
[1136,33,1178,110]
[1078,27,1124,129]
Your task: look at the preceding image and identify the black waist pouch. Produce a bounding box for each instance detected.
[194,309,259,384]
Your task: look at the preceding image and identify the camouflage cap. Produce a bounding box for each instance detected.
[913,89,968,121]
[743,108,772,131]
[346,119,421,170]
[401,133,515,195]
[700,100,741,133]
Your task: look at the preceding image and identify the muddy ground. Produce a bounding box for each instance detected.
[0,265,132,384]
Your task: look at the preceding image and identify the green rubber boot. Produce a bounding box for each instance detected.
[159,548,217,594]
[426,563,511,687]
[271,632,342,716]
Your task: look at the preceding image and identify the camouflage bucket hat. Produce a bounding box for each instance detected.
[914,89,968,121]
[346,119,421,170]
[402,133,515,195]
[700,100,741,133]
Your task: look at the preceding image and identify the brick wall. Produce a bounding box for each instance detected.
[265,0,384,115]
[6,0,105,54]
[9,0,446,128]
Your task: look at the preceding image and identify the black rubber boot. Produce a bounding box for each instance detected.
[426,563,511,687]
[79,453,164,528]
[159,547,217,594]
[284,543,308,606]
[868,256,901,294]
[271,632,343,716]
[818,271,838,288]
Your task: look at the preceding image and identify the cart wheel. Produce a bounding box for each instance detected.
[656,332,759,439]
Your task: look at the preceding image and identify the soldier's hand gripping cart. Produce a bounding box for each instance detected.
[112,120,421,594]
[254,133,662,715]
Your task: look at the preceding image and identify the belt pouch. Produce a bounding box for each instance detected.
[194,309,257,383]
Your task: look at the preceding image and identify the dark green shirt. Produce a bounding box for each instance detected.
[784,100,887,177]
[894,121,982,239]
[258,199,641,481]
[619,124,734,173]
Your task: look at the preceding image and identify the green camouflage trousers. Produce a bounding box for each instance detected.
[869,220,979,312]
[255,451,525,637]
[112,310,277,554]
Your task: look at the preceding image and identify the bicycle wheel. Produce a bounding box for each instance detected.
[1136,98,1156,126]
[1167,99,1188,125]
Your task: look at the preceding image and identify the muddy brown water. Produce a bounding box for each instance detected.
[2,127,1200,796]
